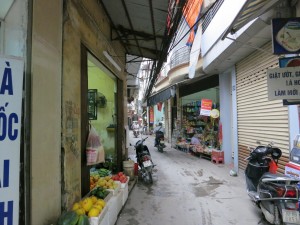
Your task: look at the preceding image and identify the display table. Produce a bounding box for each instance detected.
[97,180,130,225]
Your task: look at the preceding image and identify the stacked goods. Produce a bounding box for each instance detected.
[90,175,98,190]
[90,168,112,190]
[111,172,128,184]
[97,168,111,177]
[90,187,109,199]
[57,211,82,225]
[96,176,119,190]
[72,196,106,218]
[57,208,92,225]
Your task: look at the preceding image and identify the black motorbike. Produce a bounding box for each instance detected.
[245,141,300,225]
[133,137,154,184]
[155,131,166,153]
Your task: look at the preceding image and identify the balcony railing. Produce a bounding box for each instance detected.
[170,46,191,70]
[202,0,224,33]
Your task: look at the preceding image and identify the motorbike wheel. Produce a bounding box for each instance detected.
[157,146,163,153]
[143,169,153,184]
[146,171,153,184]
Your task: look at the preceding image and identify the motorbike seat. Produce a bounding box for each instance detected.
[260,172,286,180]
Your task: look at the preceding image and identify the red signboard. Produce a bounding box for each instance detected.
[149,107,154,123]
[200,99,212,116]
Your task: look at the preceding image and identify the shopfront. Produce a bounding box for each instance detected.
[175,75,221,157]
[79,47,125,197]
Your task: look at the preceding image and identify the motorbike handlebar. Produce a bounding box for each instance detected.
[142,137,149,142]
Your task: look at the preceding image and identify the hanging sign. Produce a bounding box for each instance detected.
[272,18,300,55]
[0,56,24,225]
[278,56,300,105]
[279,56,300,68]
[149,107,154,124]
[200,99,212,116]
[267,67,300,100]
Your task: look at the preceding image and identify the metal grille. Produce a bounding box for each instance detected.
[236,42,290,173]
[169,45,191,69]
[202,0,224,33]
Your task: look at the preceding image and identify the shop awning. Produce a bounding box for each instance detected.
[179,75,219,97]
[221,0,280,39]
[147,86,176,106]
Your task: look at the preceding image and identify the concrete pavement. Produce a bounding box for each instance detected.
[116,133,268,225]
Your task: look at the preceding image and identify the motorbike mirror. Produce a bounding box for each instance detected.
[130,143,132,146]
[256,140,261,145]
[271,148,282,160]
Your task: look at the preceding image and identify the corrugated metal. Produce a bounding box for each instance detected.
[236,42,290,173]
[222,0,280,38]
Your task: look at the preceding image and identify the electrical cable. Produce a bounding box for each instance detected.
[144,0,222,101]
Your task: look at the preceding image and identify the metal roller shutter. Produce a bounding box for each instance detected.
[236,42,289,173]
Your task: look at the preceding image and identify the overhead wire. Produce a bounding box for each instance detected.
[143,0,185,100]
[144,0,221,101]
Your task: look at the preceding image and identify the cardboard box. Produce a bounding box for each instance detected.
[107,190,123,225]
[89,205,108,225]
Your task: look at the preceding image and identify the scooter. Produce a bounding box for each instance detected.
[245,141,300,225]
[133,137,154,184]
[133,128,139,138]
[155,131,166,153]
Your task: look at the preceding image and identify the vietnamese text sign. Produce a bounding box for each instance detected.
[0,56,24,225]
[200,99,212,116]
[267,67,300,100]
[149,106,154,124]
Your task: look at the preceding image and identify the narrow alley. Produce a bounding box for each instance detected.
[116,133,268,225]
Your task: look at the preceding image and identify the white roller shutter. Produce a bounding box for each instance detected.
[236,42,289,173]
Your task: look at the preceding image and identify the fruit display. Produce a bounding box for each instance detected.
[57,211,80,225]
[90,174,119,190]
[111,172,128,184]
[58,171,129,225]
[77,214,90,225]
[97,168,111,177]
[72,196,106,218]
[90,187,109,199]
[90,168,112,190]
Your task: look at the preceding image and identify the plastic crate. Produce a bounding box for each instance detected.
[211,150,224,164]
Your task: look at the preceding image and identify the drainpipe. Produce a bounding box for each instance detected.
[231,68,239,173]
[23,0,33,224]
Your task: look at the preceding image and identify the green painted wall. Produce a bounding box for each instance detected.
[88,60,116,159]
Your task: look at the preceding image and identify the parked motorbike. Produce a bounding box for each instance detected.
[245,141,300,225]
[133,137,154,184]
[155,131,166,153]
